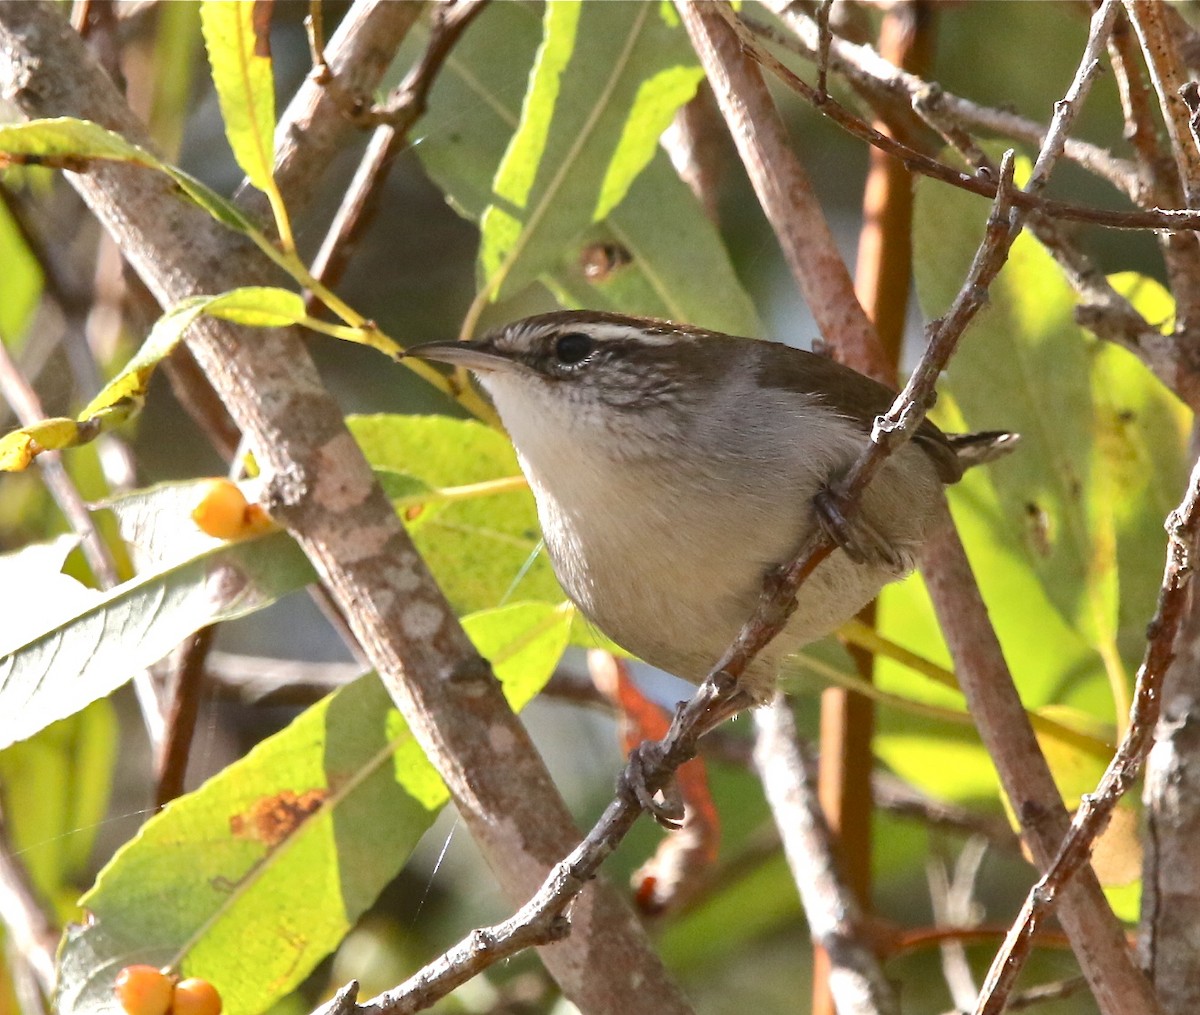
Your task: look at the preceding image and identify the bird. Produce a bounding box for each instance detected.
[407,310,1016,710]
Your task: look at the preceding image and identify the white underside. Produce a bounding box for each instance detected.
[482,363,944,701]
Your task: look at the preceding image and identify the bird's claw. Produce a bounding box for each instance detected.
[814,486,905,572]
[620,741,685,830]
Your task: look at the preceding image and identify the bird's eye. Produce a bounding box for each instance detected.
[553,331,594,366]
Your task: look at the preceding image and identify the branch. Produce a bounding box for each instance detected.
[240,0,426,215]
[753,698,898,1015]
[757,1,1141,200]
[0,4,691,1012]
[732,10,1200,235]
[677,0,890,383]
[1122,0,1200,334]
[307,0,488,305]
[921,519,1161,1015]
[154,626,215,809]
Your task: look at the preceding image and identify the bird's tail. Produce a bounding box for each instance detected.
[946,430,1021,469]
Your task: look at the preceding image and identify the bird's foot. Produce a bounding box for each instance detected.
[620,741,685,830]
[814,485,905,572]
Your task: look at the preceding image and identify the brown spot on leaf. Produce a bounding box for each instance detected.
[579,242,632,281]
[230,788,327,847]
[1025,501,1053,557]
[251,0,274,58]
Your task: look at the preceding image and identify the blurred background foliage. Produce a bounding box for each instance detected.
[0,1,1194,1013]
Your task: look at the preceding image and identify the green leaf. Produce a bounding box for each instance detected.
[82,287,301,418]
[203,285,305,327]
[77,298,205,420]
[0,118,160,169]
[1095,274,1190,668]
[549,155,763,335]
[165,163,262,234]
[463,601,573,710]
[199,0,278,196]
[57,674,438,1015]
[0,193,44,352]
[414,1,758,333]
[0,118,261,241]
[0,289,306,473]
[875,403,1109,803]
[477,1,705,300]
[593,62,705,222]
[913,170,1119,654]
[0,700,116,919]
[56,603,570,1015]
[348,414,562,611]
[0,529,314,750]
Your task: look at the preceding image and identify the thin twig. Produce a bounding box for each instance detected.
[1125,1,1200,209]
[815,0,833,100]
[753,697,898,1015]
[733,11,1200,235]
[909,96,1198,413]
[0,813,57,996]
[307,0,488,308]
[755,2,1141,200]
[973,449,1200,1013]
[1122,1,1200,333]
[154,626,216,810]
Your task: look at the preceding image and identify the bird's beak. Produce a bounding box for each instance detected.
[403,340,515,374]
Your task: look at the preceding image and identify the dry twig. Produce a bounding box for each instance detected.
[307,0,488,305]
[753,697,897,1015]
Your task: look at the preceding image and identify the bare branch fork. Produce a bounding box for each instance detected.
[732,7,1200,236]
[752,0,1200,413]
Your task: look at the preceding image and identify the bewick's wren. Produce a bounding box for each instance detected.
[408,311,1016,704]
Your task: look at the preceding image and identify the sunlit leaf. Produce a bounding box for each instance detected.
[1,289,304,473]
[0,529,314,750]
[478,1,704,300]
[914,173,1118,653]
[348,414,562,611]
[1095,274,1190,668]
[199,0,278,196]
[56,603,570,1015]
[413,1,758,334]
[0,118,160,169]
[81,288,303,418]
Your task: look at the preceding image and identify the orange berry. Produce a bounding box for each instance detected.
[191,479,252,540]
[171,978,222,1015]
[113,965,173,1015]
